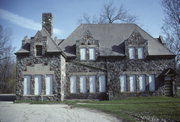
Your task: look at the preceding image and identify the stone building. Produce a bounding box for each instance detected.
[15,13,177,101]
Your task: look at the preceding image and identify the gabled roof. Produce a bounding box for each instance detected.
[40,28,61,52]
[15,28,61,54]
[59,24,174,57]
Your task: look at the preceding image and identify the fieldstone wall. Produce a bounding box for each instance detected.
[16,54,62,101]
[65,57,175,100]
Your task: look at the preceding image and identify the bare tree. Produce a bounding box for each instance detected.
[0,25,15,93]
[78,2,137,24]
[162,0,180,63]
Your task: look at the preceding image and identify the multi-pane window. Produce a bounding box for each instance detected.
[119,75,126,92]
[128,47,135,59]
[128,47,145,59]
[23,75,31,95]
[129,75,136,92]
[34,75,42,95]
[119,74,155,92]
[139,75,146,92]
[149,75,155,91]
[80,76,86,93]
[70,76,77,93]
[99,75,106,92]
[89,76,96,93]
[138,47,144,59]
[36,45,42,56]
[80,48,86,60]
[45,75,53,95]
[89,48,95,60]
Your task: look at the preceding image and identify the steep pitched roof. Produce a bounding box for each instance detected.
[16,28,61,54]
[59,24,174,57]
[40,28,61,52]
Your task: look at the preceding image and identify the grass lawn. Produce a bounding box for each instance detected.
[177,88,180,96]
[73,96,180,122]
[15,96,180,122]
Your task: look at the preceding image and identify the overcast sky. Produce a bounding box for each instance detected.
[0,0,164,51]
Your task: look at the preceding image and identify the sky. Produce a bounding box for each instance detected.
[0,0,164,52]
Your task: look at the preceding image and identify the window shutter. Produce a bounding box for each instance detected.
[99,75,106,92]
[23,76,31,95]
[34,75,42,95]
[129,75,136,92]
[149,75,155,91]
[70,76,77,93]
[89,76,96,93]
[139,75,145,92]
[89,48,95,60]
[138,47,144,59]
[45,75,53,95]
[80,48,86,60]
[119,75,126,92]
[80,76,86,93]
[129,47,135,59]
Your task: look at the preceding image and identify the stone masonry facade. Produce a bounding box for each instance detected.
[15,13,176,101]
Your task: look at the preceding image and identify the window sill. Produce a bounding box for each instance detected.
[120,91,154,93]
[23,95,54,96]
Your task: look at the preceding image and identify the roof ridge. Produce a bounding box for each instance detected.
[41,28,62,52]
[135,25,174,55]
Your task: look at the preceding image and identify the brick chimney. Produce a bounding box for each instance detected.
[42,13,53,36]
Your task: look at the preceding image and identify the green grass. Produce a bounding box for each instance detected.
[177,88,180,96]
[14,96,180,122]
[73,96,180,122]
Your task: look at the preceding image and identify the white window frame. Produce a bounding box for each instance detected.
[89,76,96,93]
[45,74,53,95]
[99,75,106,92]
[23,75,31,95]
[89,48,96,60]
[129,47,135,59]
[119,75,126,92]
[149,75,155,91]
[129,75,136,92]
[70,76,77,93]
[34,75,42,95]
[139,75,146,92]
[80,76,86,93]
[137,47,144,59]
[80,48,86,60]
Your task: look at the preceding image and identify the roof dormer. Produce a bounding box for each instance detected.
[76,30,99,61]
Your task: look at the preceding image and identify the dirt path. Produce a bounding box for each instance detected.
[0,102,120,122]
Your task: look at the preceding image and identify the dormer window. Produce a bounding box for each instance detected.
[89,48,95,60]
[80,48,86,60]
[128,47,135,59]
[128,47,145,59]
[137,47,144,59]
[36,45,42,56]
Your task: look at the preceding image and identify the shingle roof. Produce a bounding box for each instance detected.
[59,24,174,57]
[15,28,61,54]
